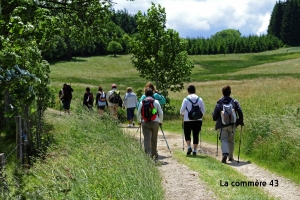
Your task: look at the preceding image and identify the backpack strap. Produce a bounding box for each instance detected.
[185,97,199,112]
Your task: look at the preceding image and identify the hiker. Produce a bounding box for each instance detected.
[212,85,244,163]
[83,87,94,110]
[58,83,73,114]
[180,85,206,156]
[139,82,166,106]
[123,87,138,127]
[107,84,121,119]
[95,86,107,117]
[137,87,163,160]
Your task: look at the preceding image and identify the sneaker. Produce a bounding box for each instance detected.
[187,147,192,155]
[132,122,135,126]
[222,156,227,163]
[192,152,197,156]
[128,124,132,127]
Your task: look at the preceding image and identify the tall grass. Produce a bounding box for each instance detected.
[18,105,164,199]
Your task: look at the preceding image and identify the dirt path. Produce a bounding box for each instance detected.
[125,127,300,200]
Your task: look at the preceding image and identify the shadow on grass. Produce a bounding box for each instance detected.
[227,160,251,167]
[186,154,207,159]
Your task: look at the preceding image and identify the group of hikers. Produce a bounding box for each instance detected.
[58,82,244,164]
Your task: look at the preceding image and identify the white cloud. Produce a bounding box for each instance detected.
[113,0,277,38]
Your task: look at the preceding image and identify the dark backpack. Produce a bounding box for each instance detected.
[109,90,121,104]
[186,98,203,120]
[141,98,157,122]
[220,99,237,125]
[62,85,72,101]
[86,92,94,104]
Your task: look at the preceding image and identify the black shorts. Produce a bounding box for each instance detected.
[98,106,105,110]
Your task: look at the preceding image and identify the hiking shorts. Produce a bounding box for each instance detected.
[127,107,135,120]
[98,105,105,110]
[62,100,71,110]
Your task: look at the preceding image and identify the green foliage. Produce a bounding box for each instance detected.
[185,34,284,55]
[268,0,300,46]
[211,29,241,40]
[130,2,194,104]
[107,41,123,57]
[111,9,138,35]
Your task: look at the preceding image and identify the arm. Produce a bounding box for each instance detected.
[180,98,187,115]
[199,98,206,115]
[136,102,142,123]
[156,101,163,123]
[95,93,99,106]
[234,100,244,126]
[212,103,220,121]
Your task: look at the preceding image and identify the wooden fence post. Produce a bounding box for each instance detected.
[15,115,22,163]
[0,153,4,169]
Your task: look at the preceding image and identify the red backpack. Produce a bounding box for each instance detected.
[141,98,157,122]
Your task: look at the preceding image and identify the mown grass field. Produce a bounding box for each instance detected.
[1,47,300,199]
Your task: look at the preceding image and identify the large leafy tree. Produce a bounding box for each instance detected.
[0,0,117,152]
[130,3,194,101]
[107,41,123,57]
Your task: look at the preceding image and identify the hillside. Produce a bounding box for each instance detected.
[1,47,300,199]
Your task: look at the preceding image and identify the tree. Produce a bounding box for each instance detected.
[268,1,285,38]
[0,0,116,154]
[107,41,123,57]
[211,29,241,40]
[130,3,193,103]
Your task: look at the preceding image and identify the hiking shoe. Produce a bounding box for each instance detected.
[228,157,234,161]
[222,156,227,163]
[192,152,197,156]
[132,122,135,126]
[128,124,132,127]
[187,147,192,155]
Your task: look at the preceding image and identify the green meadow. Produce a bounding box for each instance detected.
[2,47,300,199]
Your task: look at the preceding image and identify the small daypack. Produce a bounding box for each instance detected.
[109,90,121,104]
[186,98,203,120]
[141,98,157,122]
[86,92,94,104]
[220,99,237,125]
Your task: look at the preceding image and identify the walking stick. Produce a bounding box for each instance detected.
[216,131,219,157]
[59,99,62,116]
[237,126,243,163]
[137,120,142,149]
[182,118,184,151]
[159,124,171,153]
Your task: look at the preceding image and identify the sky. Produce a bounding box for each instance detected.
[112,0,278,38]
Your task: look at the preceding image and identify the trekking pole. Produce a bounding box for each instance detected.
[59,99,62,116]
[182,117,184,151]
[138,120,142,149]
[216,131,219,157]
[159,124,171,153]
[237,126,243,163]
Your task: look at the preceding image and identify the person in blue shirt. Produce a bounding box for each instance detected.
[123,87,138,127]
[139,82,166,106]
